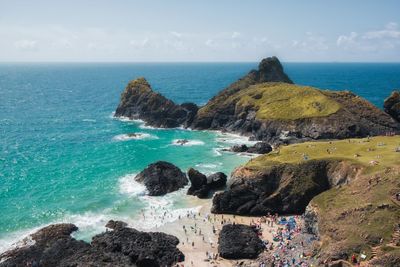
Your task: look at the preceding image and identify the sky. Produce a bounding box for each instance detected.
[0,0,400,62]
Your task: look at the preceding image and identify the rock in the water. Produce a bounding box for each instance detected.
[212,160,357,215]
[384,90,400,122]
[230,142,272,154]
[0,221,184,267]
[114,77,197,128]
[135,161,188,196]
[187,169,227,198]
[218,224,264,259]
[246,142,273,154]
[231,144,248,152]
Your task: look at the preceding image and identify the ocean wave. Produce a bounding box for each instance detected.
[118,174,147,197]
[171,139,205,146]
[112,133,158,141]
[212,147,223,156]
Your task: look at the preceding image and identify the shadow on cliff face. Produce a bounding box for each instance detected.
[211,160,358,216]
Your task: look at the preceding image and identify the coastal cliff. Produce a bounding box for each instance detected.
[213,135,400,263]
[114,57,400,144]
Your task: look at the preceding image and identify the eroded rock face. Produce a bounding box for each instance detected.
[384,90,400,122]
[0,221,184,267]
[187,168,227,198]
[212,160,357,215]
[135,161,188,196]
[114,77,198,128]
[218,224,264,259]
[230,142,272,154]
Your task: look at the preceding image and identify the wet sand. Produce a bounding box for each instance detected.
[150,197,307,267]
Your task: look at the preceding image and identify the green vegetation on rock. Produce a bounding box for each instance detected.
[237,83,341,120]
[199,82,342,121]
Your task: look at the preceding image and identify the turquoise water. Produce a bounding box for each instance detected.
[1,62,399,251]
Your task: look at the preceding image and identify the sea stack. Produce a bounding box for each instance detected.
[134,161,188,196]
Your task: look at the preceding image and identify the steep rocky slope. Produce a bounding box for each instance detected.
[115,77,198,128]
[114,57,399,144]
[384,90,400,122]
[194,82,399,144]
[212,135,400,263]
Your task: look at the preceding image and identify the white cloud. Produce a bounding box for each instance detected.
[14,39,38,50]
[336,32,358,48]
[336,23,400,52]
[291,32,328,51]
[170,31,182,38]
[129,38,149,48]
[231,31,241,39]
[205,39,217,48]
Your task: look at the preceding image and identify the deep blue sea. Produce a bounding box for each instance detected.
[1,62,399,251]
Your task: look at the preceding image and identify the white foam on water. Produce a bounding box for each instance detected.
[82,119,96,122]
[112,133,158,141]
[212,147,224,156]
[110,112,144,124]
[0,228,40,254]
[171,139,205,146]
[118,174,147,197]
[195,163,221,169]
[215,132,257,145]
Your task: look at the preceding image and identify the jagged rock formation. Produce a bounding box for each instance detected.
[230,142,273,154]
[187,168,227,198]
[218,224,264,259]
[114,57,399,144]
[384,90,400,122]
[0,221,184,267]
[114,77,198,128]
[212,160,356,215]
[195,82,399,144]
[135,161,188,196]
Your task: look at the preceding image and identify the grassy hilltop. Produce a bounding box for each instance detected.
[245,136,400,262]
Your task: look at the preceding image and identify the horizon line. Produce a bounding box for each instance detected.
[1,60,400,64]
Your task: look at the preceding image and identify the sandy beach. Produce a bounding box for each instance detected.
[149,197,315,267]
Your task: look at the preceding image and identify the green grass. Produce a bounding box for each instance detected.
[246,135,400,173]
[241,135,400,260]
[198,82,342,120]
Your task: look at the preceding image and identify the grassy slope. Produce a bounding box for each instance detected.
[245,136,400,259]
[246,135,400,172]
[199,82,341,120]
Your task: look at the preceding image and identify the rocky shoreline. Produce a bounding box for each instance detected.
[2,57,400,266]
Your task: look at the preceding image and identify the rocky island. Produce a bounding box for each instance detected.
[114,57,399,145]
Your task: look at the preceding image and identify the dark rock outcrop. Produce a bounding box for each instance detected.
[230,142,272,154]
[207,172,227,189]
[218,224,264,259]
[135,161,188,196]
[247,142,273,154]
[187,168,227,198]
[0,221,184,267]
[115,77,198,128]
[384,90,400,122]
[212,160,357,215]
